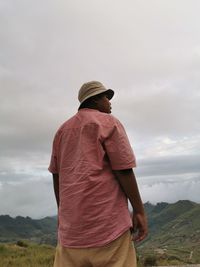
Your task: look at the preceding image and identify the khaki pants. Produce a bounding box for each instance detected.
[53,230,136,267]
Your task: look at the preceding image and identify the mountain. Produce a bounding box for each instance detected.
[138,200,200,264]
[1,200,200,264]
[142,200,200,244]
[0,215,57,245]
[0,200,200,252]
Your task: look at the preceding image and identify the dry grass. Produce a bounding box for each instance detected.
[0,242,55,267]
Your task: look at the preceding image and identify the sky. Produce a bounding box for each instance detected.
[0,0,200,218]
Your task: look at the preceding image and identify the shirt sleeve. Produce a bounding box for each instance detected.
[103,119,136,170]
[48,131,60,174]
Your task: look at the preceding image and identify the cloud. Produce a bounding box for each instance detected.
[135,154,200,178]
[0,178,56,218]
[135,154,200,204]
[1,0,200,217]
[139,177,200,204]
[114,82,200,139]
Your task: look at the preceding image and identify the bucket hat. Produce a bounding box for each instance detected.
[78,81,114,104]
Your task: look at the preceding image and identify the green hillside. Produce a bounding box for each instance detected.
[0,215,57,246]
[142,200,200,245]
[137,200,200,265]
[0,200,200,265]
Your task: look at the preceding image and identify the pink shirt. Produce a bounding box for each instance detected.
[48,108,136,248]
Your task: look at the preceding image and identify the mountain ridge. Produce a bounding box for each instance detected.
[0,214,57,245]
[0,200,200,248]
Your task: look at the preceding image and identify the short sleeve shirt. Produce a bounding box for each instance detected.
[48,108,136,248]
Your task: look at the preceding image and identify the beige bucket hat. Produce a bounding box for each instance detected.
[78,81,114,104]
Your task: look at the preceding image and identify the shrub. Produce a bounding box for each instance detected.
[144,255,157,266]
[16,240,28,248]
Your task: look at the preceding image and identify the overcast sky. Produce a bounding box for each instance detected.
[1,0,200,218]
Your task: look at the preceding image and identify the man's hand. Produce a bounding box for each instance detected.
[114,168,148,242]
[131,212,148,242]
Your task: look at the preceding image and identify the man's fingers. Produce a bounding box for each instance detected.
[131,220,148,242]
[131,212,148,242]
[133,229,148,242]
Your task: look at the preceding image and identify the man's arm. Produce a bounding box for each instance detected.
[114,168,148,242]
[52,173,59,208]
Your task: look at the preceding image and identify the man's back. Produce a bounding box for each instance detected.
[49,108,136,247]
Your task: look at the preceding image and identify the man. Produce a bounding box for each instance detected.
[48,81,148,267]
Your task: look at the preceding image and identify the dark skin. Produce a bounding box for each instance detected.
[113,169,148,242]
[52,93,148,242]
[53,173,59,208]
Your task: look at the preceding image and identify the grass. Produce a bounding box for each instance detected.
[1,240,200,267]
[136,243,200,266]
[0,242,55,267]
